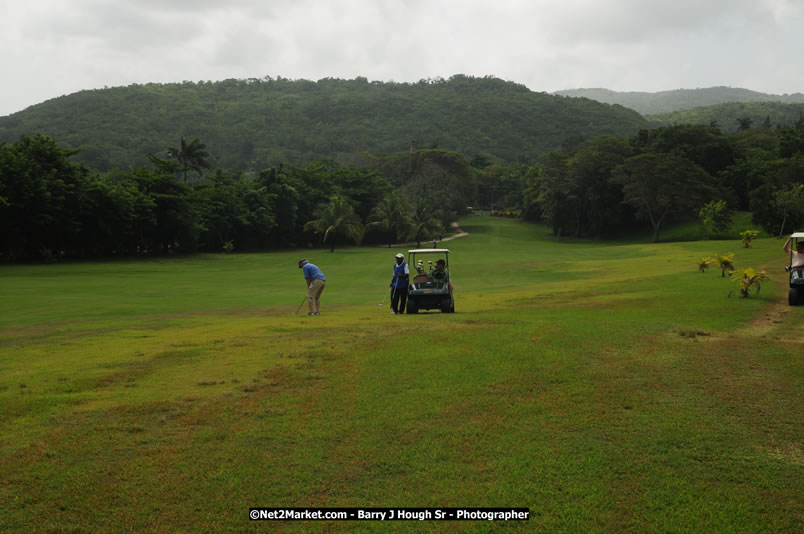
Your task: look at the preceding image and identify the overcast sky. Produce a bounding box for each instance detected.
[1,0,802,117]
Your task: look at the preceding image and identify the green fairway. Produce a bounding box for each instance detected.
[1,216,801,533]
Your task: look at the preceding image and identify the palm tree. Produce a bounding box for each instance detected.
[731,268,769,297]
[303,195,363,252]
[710,252,735,278]
[739,229,759,248]
[697,257,713,272]
[410,197,444,248]
[166,137,211,182]
[366,192,413,247]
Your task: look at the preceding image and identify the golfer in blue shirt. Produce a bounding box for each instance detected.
[298,259,326,315]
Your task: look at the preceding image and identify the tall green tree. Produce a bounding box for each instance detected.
[773,183,804,237]
[748,155,804,234]
[303,194,363,252]
[0,134,89,259]
[699,199,734,236]
[366,149,477,220]
[476,162,531,210]
[633,124,735,178]
[195,170,276,252]
[327,164,390,221]
[76,175,145,257]
[410,197,444,248]
[367,191,413,247]
[566,135,633,237]
[719,150,773,210]
[259,165,302,248]
[524,151,573,239]
[778,126,804,158]
[612,153,719,242]
[121,167,201,253]
[166,137,212,182]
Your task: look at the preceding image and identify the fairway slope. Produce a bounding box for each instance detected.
[1,216,801,533]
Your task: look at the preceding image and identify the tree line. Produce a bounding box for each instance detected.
[1,119,802,261]
[648,103,804,133]
[518,121,804,242]
[0,135,467,261]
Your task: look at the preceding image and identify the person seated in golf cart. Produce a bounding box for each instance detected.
[783,236,804,270]
[429,259,453,294]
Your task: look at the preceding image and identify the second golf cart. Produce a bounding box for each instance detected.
[787,232,804,306]
[406,248,455,313]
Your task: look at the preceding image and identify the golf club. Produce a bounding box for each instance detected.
[378,286,391,306]
[291,296,307,315]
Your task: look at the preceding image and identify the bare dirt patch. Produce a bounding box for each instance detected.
[746,300,794,338]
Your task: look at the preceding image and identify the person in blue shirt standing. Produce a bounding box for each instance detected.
[390,253,409,315]
[298,259,326,316]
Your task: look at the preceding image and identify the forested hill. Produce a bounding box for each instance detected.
[554,87,804,115]
[647,102,804,132]
[0,75,649,172]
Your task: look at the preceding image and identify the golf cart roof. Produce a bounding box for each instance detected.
[408,248,450,254]
[791,232,804,238]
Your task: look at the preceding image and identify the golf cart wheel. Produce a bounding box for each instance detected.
[790,287,800,306]
[440,297,451,313]
[407,299,418,314]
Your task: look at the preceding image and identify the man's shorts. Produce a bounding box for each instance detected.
[307,279,326,298]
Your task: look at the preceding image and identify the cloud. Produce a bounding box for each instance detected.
[37,1,205,53]
[0,0,802,116]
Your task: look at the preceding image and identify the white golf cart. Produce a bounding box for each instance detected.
[406,248,454,313]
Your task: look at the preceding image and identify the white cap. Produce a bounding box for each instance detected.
[395,253,404,259]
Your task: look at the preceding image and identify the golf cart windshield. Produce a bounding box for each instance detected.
[408,248,449,270]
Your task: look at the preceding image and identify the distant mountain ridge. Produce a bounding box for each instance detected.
[0,75,649,172]
[554,87,804,115]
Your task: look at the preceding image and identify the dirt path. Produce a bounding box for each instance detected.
[746,300,794,338]
[742,258,802,340]
[377,224,468,248]
[440,232,468,242]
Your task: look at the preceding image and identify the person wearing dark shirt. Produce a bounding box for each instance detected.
[390,253,409,315]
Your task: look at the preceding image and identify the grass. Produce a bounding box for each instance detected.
[1,216,801,533]
[623,210,767,243]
